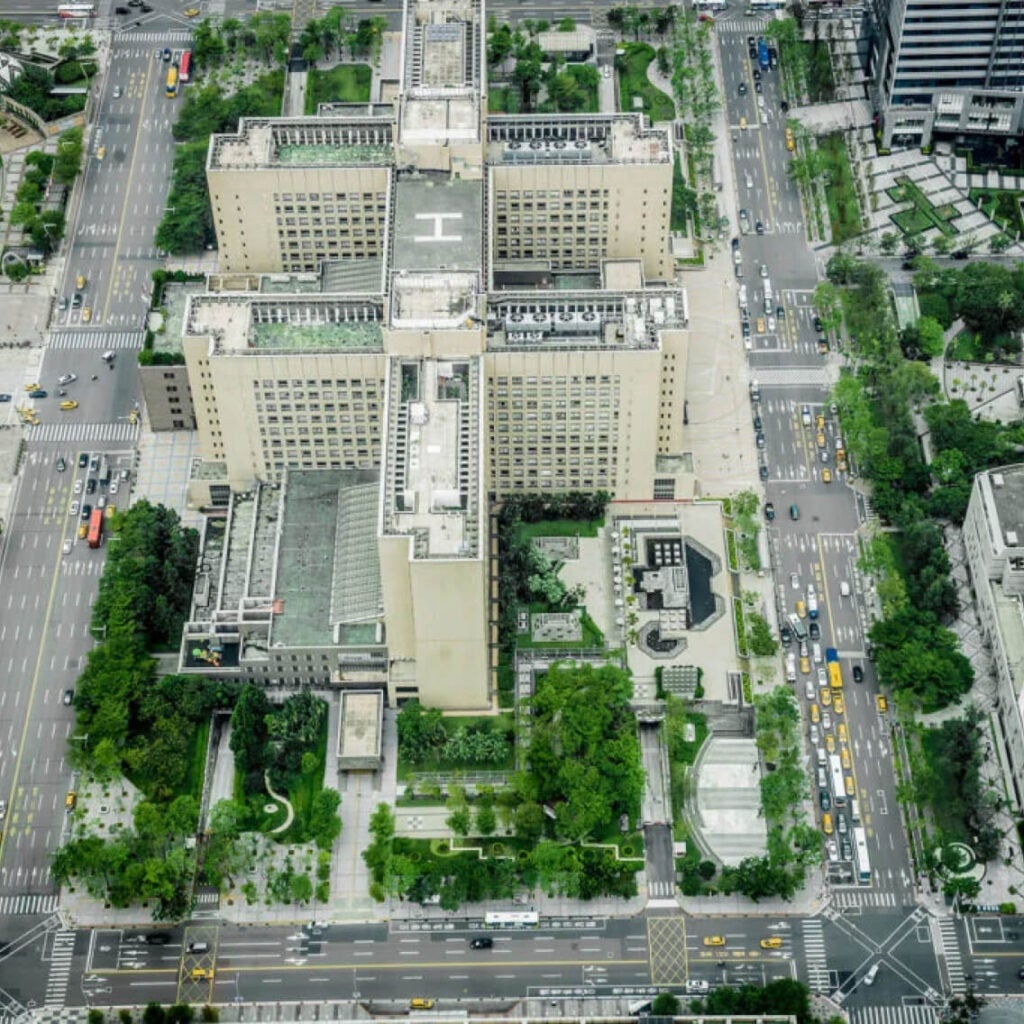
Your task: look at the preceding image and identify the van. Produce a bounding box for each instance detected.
[850,798,860,823]
[840,580,851,598]
[410,1000,435,1010]
[788,614,808,643]
[785,653,797,684]
[187,941,209,954]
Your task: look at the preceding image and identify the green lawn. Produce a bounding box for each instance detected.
[304,64,372,114]
[488,86,520,113]
[818,132,861,244]
[516,517,604,541]
[617,43,675,123]
[183,718,211,802]
[280,713,329,843]
[970,187,1024,235]
[888,176,959,238]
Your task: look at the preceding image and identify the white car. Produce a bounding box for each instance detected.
[804,679,815,701]
[817,668,827,689]
[58,373,77,385]
[110,480,119,496]
[69,501,80,517]
[767,315,776,332]
[790,572,800,590]
[822,711,833,730]
[73,479,83,495]
[760,264,769,278]
[809,724,820,744]
[827,840,839,862]
[63,539,73,555]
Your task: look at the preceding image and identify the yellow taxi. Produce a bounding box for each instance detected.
[822,812,833,835]
[24,382,40,391]
[841,747,852,770]
[740,116,748,130]
[845,775,855,797]
[795,600,807,618]
[756,316,766,333]
[799,655,810,675]
[816,414,825,431]
[76,274,87,290]
[190,967,214,981]
[60,400,79,411]
[105,504,117,519]
[703,935,726,947]
[810,703,820,724]
[819,687,832,707]
[837,722,848,743]
[816,431,827,448]
[96,146,106,161]
[82,306,93,323]
[822,468,832,484]
[760,936,783,949]
[184,6,200,13]
[833,693,845,715]
[78,523,88,539]
[65,791,77,810]
[877,694,888,713]
[410,1001,435,1011]
[825,733,836,754]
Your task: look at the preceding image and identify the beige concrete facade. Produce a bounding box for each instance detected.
[139,363,196,431]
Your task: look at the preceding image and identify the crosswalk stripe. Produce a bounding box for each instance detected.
[849,1005,940,1024]
[48,330,145,351]
[44,930,76,1007]
[936,917,968,994]
[0,893,60,915]
[802,918,828,993]
[831,889,899,908]
[748,366,833,387]
[28,422,140,445]
[647,881,675,898]
[114,29,192,40]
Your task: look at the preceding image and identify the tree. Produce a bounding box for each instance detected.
[651,993,681,1015]
[309,788,342,849]
[746,612,779,657]
[143,1005,166,1024]
[475,803,497,836]
[879,230,900,256]
[514,801,545,842]
[812,280,843,331]
[397,700,447,762]
[989,232,1013,254]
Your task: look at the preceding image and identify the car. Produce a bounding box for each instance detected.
[752,68,761,80]
[755,81,763,93]
[756,316,766,333]
[191,968,214,981]
[62,539,73,555]
[187,942,210,954]
[800,654,810,674]
[471,937,494,949]
[764,501,775,521]
[602,65,611,78]
[759,263,769,279]
[82,306,93,323]
[820,688,832,708]
[60,400,79,411]
[819,788,831,811]
[840,746,851,769]
[121,469,130,481]
[817,667,827,688]
[86,478,97,495]
[804,679,815,701]
[72,292,82,308]
[776,305,785,320]
[789,503,800,521]
[58,373,77,385]
[841,838,853,860]
[825,733,836,754]
[809,621,820,641]
[809,703,820,724]
[76,274,86,290]
[56,457,66,472]
[685,981,710,995]
[63,688,75,705]
[731,236,740,251]
[753,414,763,431]
[748,34,756,45]
[74,478,83,495]
[876,695,888,713]
[810,724,820,744]
[738,82,747,95]
[790,572,800,590]
[78,452,89,468]
[89,455,100,471]
[838,723,848,743]
[741,320,751,336]
[141,2,153,9]
[24,382,41,392]
[760,936,783,949]
[113,85,122,98]
[703,935,726,947]
[739,116,748,130]
[1017,967,1024,981]
[759,463,769,481]
[28,389,47,399]
[780,624,792,645]
[184,7,200,15]
[81,504,92,520]
[69,501,80,517]
[105,503,117,519]
[822,710,833,730]
[822,468,832,483]
[853,664,864,683]
[59,295,69,312]
[1,393,14,402]
[0,799,5,819]
[813,316,824,332]
[766,315,776,331]
[822,813,834,835]
[410,1000,435,1010]
[755,221,765,234]
[801,405,812,427]
[756,431,765,449]
[749,45,757,58]
[110,480,120,496]
[115,5,128,12]
[102,351,116,363]
[780,100,789,112]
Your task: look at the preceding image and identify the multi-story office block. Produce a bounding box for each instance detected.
[963,465,1024,812]
[869,0,1024,147]
[177,0,691,703]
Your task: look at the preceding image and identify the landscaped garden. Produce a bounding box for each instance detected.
[304,64,372,114]
[888,176,959,238]
[616,42,675,123]
[969,187,1024,238]
[818,132,861,244]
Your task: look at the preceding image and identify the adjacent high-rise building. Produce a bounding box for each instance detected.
[869,0,1024,147]
[177,0,692,706]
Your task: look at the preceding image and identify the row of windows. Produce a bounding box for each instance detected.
[496,189,608,199]
[261,421,380,432]
[258,381,381,392]
[275,205,387,216]
[492,376,614,385]
[274,193,386,203]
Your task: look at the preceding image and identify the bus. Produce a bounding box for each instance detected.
[57,3,96,15]
[829,754,846,806]
[179,50,192,84]
[484,911,539,928]
[826,647,843,689]
[758,38,770,70]
[853,826,871,883]
[87,507,104,549]
[165,66,179,98]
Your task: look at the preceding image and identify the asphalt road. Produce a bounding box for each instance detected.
[717,16,914,910]
[0,2,178,919]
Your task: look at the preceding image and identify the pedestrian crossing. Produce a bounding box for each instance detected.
[44,930,76,1007]
[802,918,829,992]
[48,330,145,351]
[647,880,675,899]
[749,366,833,387]
[0,893,60,915]
[195,890,220,905]
[716,17,776,33]
[849,1006,940,1024]
[29,422,140,445]
[936,916,968,994]
[831,889,900,908]
[114,29,193,41]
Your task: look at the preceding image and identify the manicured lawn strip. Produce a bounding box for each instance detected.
[516,517,603,540]
[818,132,861,244]
[280,712,329,841]
[565,64,599,112]
[888,176,959,237]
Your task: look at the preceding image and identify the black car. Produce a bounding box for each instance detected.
[747,34,756,45]
[780,100,789,113]
[81,504,92,521]
[852,665,864,683]
[753,414,762,431]
[777,305,785,319]
[755,221,765,235]
[749,45,757,58]
[56,457,66,472]
[780,624,792,646]
[115,5,129,12]
[809,621,820,641]
[162,47,172,61]
[813,316,823,332]
[819,789,831,811]
[764,501,775,521]
[63,689,75,706]
[731,236,740,250]
[1018,967,1024,981]
[756,431,765,449]
[741,321,751,336]
[759,463,769,481]
[738,82,747,95]
[86,478,97,495]
[755,81,762,93]
[471,937,494,949]
[145,932,172,945]
[89,455,99,471]
[78,452,88,468]
[752,68,761,80]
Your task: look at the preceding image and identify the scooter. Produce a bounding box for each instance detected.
[91,374,98,380]
[59,389,67,397]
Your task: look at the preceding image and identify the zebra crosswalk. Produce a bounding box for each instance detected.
[831,889,900,909]
[749,366,833,388]
[29,422,140,445]
[114,29,193,41]
[44,930,76,1007]
[0,893,60,915]
[647,880,675,899]
[936,916,968,994]
[715,17,777,33]
[801,918,829,992]
[849,1005,940,1024]
[48,330,145,351]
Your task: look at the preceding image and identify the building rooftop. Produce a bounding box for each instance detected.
[208,118,394,171]
[983,466,1024,549]
[391,174,482,272]
[390,271,481,330]
[486,114,671,166]
[381,358,482,559]
[338,690,384,765]
[185,295,386,354]
[272,469,382,649]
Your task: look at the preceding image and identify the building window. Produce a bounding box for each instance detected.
[653,478,675,501]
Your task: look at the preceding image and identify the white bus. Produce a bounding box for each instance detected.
[484,911,539,927]
[829,754,846,805]
[853,826,871,883]
[57,3,96,16]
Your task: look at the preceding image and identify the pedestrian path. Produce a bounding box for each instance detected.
[935,916,968,994]
[849,1005,940,1024]
[648,881,675,899]
[114,29,192,41]
[48,330,144,351]
[715,18,773,34]
[0,893,60,915]
[831,889,900,908]
[801,918,829,992]
[43,930,76,1008]
[29,422,140,445]
[749,366,832,388]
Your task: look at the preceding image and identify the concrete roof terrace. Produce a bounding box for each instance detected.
[391,174,482,273]
[984,465,1024,550]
